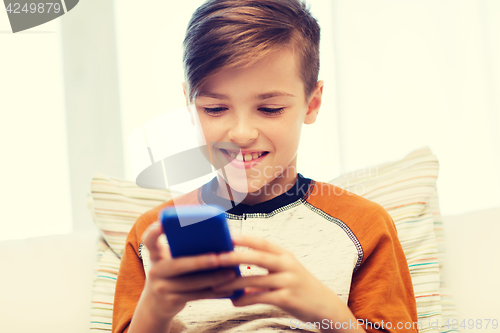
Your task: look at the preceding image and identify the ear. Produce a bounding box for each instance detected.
[182,82,190,106]
[182,82,195,126]
[304,80,324,125]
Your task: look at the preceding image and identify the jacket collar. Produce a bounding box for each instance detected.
[200,173,313,215]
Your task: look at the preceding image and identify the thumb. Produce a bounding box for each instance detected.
[142,221,168,263]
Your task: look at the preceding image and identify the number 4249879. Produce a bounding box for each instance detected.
[6,3,62,14]
[444,319,498,330]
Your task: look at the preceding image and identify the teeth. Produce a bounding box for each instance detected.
[224,149,265,162]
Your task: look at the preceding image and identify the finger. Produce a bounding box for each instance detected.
[213,273,289,292]
[167,268,238,293]
[232,234,286,255]
[142,221,169,263]
[232,288,287,308]
[169,287,237,304]
[244,287,270,294]
[217,250,286,272]
[152,253,220,278]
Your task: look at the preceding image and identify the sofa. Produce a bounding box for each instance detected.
[1,147,499,333]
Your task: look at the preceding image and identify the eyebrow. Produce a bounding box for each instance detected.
[196,92,229,100]
[256,91,295,99]
[196,91,295,100]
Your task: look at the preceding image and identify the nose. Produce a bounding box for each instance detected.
[227,114,259,146]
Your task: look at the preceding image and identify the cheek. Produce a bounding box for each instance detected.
[193,115,210,146]
[268,123,301,153]
[195,116,228,149]
[195,111,213,134]
[198,119,219,140]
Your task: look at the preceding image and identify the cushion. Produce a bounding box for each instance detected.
[87,174,175,332]
[87,147,457,332]
[329,146,458,332]
[89,238,121,332]
[89,173,176,258]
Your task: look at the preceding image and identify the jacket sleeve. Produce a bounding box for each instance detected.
[347,208,419,333]
[112,219,148,333]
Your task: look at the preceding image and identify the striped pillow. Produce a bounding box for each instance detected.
[89,173,175,257]
[87,147,457,332]
[430,188,458,328]
[87,173,175,332]
[89,239,120,332]
[329,146,458,333]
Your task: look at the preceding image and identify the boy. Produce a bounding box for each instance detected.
[113,0,418,332]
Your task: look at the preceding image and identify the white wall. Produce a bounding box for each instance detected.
[332,0,500,215]
[1,0,126,239]
[59,0,125,231]
[0,13,72,240]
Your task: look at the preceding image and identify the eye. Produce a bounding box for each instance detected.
[259,107,284,115]
[203,107,227,115]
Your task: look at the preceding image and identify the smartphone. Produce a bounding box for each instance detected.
[159,204,243,300]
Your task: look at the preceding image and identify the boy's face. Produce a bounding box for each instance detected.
[185,48,323,204]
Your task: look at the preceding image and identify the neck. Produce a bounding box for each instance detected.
[215,168,299,206]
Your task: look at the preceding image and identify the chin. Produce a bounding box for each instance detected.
[221,175,265,196]
[218,172,248,192]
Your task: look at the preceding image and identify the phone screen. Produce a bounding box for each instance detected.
[160,205,243,299]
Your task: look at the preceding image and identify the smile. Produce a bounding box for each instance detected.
[219,149,269,169]
[222,149,267,161]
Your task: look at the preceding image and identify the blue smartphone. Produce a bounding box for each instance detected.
[159,205,244,300]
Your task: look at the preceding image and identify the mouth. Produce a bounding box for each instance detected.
[219,148,269,162]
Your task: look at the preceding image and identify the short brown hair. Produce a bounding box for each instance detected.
[182,0,320,103]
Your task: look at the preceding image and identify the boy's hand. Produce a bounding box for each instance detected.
[139,221,237,321]
[212,234,349,325]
